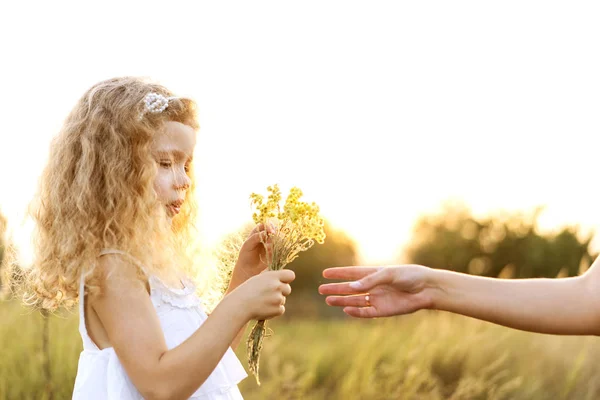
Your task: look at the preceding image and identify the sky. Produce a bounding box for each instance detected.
[1,1,599,266]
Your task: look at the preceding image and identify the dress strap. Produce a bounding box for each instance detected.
[98,248,149,275]
[78,272,100,351]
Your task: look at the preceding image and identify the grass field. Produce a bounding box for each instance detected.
[1,299,599,400]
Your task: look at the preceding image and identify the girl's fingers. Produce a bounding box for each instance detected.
[250,222,276,236]
[245,231,262,248]
[281,283,292,296]
[258,230,268,243]
[326,295,370,307]
[277,269,296,283]
[343,306,380,319]
[322,267,382,280]
[318,282,363,295]
[248,223,265,236]
[260,230,275,245]
[265,240,274,261]
[246,230,272,249]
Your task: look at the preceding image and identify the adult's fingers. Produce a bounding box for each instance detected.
[343,306,380,318]
[322,266,382,280]
[349,268,392,292]
[326,295,370,308]
[318,282,363,295]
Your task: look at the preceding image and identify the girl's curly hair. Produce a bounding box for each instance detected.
[25,76,201,310]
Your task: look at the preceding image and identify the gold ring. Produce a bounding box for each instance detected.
[365,295,371,307]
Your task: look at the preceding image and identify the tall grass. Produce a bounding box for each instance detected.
[2,300,599,399]
[0,302,80,400]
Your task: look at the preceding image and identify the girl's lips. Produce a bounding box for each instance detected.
[167,201,183,216]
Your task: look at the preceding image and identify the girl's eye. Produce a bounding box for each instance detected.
[159,161,172,168]
[184,164,191,173]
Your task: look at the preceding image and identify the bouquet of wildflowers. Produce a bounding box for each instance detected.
[247,184,325,384]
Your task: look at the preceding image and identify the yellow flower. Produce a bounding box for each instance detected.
[247,184,326,383]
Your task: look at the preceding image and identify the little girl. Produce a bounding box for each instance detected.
[25,77,294,399]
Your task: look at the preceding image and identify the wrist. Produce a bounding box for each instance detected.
[219,288,253,323]
[424,267,452,311]
[233,261,261,280]
[225,263,255,294]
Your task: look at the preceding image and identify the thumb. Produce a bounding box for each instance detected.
[349,267,390,291]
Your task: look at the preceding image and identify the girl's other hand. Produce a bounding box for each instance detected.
[235,223,276,277]
[233,269,295,321]
[318,265,436,318]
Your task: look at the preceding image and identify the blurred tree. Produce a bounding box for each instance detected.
[284,220,358,318]
[405,201,596,279]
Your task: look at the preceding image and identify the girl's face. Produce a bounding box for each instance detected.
[151,121,196,222]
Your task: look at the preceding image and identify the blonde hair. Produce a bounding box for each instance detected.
[26,76,202,310]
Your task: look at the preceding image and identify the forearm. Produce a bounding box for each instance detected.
[429,268,600,335]
[225,265,254,349]
[153,294,248,399]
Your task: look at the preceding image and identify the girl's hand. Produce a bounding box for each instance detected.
[318,265,435,318]
[232,269,295,321]
[235,223,276,278]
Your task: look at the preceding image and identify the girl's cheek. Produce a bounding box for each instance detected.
[153,172,170,200]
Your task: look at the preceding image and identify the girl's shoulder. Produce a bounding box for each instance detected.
[87,251,151,299]
[90,248,199,310]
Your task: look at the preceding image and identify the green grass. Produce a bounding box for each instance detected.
[2,299,600,399]
[0,301,80,400]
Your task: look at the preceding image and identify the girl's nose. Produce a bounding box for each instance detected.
[174,171,191,191]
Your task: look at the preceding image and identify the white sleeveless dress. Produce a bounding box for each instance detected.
[72,249,247,399]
